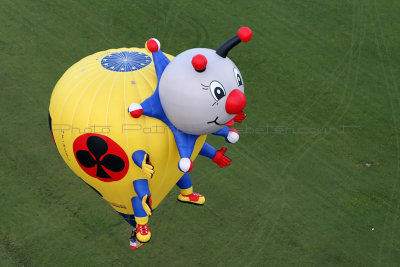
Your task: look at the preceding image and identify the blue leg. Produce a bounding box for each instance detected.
[176,173,205,205]
[176,173,192,190]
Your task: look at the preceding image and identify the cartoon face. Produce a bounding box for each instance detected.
[159,48,246,135]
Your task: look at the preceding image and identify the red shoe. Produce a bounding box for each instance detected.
[177,192,205,205]
[136,224,151,243]
[129,230,144,250]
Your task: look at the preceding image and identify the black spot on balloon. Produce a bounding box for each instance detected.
[76,150,96,168]
[96,165,111,178]
[86,136,108,159]
[102,154,125,172]
[75,136,125,179]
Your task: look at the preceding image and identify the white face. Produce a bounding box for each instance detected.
[159,48,245,135]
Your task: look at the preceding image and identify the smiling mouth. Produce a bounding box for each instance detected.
[207,116,226,126]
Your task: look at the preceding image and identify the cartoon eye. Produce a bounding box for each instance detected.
[233,67,243,86]
[209,81,226,101]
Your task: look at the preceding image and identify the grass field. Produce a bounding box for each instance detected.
[1,0,400,266]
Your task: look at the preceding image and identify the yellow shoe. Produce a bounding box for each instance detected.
[136,224,151,243]
[177,192,205,205]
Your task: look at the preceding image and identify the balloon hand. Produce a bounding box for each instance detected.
[141,154,154,179]
[142,194,153,216]
[212,147,231,168]
[234,111,246,123]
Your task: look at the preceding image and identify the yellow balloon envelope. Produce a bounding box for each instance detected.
[49,48,206,215]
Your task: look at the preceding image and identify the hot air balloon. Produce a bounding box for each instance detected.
[49,27,252,249]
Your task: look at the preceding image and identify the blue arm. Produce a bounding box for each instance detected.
[199,142,217,159]
[212,126,230,138]
[133,179,151,198]
[132,150,146,168]
[212,126,239,144]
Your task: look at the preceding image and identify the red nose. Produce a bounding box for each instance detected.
[225,89,246,114]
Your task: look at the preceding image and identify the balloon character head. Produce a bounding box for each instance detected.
[159,27,252,135]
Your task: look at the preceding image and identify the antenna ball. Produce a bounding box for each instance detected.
[146,38,160,52]
[237,27,252,42]
[191,54,207,72]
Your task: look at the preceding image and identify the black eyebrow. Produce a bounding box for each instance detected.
[201,83,209,90]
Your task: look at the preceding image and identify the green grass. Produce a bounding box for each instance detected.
[1,0,400,265]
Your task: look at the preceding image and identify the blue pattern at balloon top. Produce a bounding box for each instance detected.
[101,51,152,72]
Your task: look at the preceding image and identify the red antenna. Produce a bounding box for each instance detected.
[216,27,253,58]
[237,27,253,42]
[191,54,208,72]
